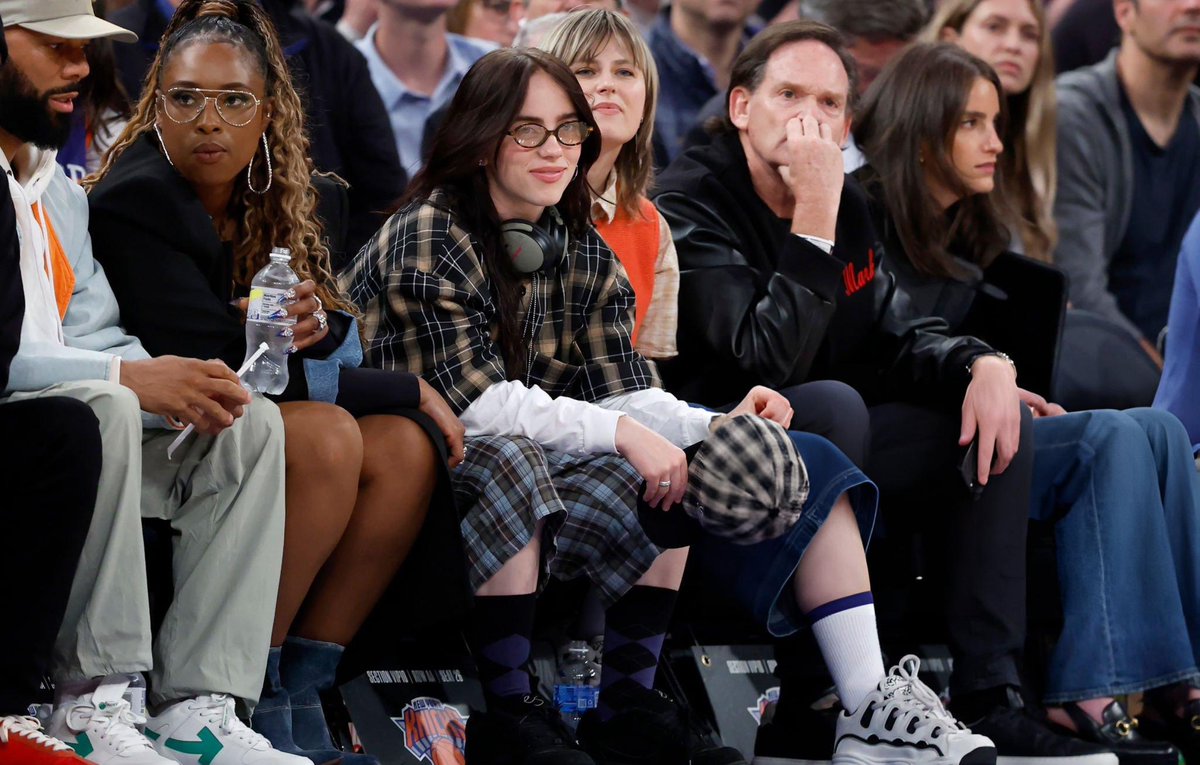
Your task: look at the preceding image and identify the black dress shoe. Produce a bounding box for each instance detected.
[965,705,1115,765]
[1050,701,1178,765]
[576,687,690,765]
[465,694,596,765]
[1138,696,1200,764]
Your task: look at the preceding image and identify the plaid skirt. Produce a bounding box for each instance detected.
[451,435,664,606]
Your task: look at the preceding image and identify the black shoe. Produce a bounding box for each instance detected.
[1138,694,1200,764]
[689,722,747,765]
[1047,701,1177,765]
[576,686,690,765]
[752,696,838,764]
[464,694,596,765]
[966,706,1119,765]
[691,742,748,765]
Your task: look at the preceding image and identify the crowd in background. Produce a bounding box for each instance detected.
[5,1,1200,765]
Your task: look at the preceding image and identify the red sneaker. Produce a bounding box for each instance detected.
[0,715,89,763]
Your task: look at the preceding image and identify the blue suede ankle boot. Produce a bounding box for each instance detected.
[281,637,378,765]
[251,647,302,752]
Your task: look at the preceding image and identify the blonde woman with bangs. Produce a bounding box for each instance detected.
[540,8,680,360]
[82,1,468,763]
[923,0,1058,262]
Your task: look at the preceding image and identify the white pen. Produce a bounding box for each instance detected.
[167,342,270,460]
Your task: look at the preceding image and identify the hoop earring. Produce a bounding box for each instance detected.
[247,133,272,195]
[154,124,175,168]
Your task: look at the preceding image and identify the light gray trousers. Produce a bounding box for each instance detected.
[8,380,287,706]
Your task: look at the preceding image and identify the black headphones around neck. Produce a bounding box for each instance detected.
[500,206,569,274]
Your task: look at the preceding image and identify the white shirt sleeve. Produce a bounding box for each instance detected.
[459,380,625,455]
[797,234,835,254]
[596,388,718,449]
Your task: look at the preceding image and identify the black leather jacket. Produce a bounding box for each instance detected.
[653,129,994,408]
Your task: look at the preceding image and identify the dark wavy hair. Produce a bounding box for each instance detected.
[854,42,1014,278]
[404,47,601,380]
[88,0,353,316]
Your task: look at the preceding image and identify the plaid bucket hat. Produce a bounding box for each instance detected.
[682,415,809,545]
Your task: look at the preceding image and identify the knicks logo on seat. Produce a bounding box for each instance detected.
[399,697,467,764]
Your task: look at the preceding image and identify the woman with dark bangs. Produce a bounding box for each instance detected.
[344,44,992,765]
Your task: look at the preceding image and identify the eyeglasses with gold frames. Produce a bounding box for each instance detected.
[156,87,262,127]
[506,120,593,149]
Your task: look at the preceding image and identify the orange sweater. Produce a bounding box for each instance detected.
[594,197,660,345]
[31,202,73,320]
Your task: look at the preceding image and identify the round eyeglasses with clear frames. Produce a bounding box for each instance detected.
[506,120,593,149]
[157,88,263,128]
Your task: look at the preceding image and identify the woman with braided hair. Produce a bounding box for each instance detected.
[85,2,467,763]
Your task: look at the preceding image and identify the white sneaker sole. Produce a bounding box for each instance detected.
[831,743,997,765]
[996,755,1119,765]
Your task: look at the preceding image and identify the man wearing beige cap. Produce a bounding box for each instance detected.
[0,0,138,42]
[0,3,304,765]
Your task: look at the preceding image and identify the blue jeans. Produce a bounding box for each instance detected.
[1029,408,1200,702]
[686,430,877,637]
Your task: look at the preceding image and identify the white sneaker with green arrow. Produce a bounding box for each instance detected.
[145,695,307,765]
[46,680,173,764]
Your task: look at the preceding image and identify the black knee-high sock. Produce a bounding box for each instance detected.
[598,585,678,720]
[469,594,537,701]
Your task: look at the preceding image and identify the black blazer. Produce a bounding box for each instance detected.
[90,131,427,412]
[88,132,469,630]
[111,0,407,258]
[86,132,399,399]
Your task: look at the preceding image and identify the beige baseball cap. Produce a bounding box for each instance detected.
[0,0,138,43]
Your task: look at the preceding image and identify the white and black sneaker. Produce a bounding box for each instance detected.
[832,656,996,765]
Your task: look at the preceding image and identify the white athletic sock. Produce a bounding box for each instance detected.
[809,594,885,713]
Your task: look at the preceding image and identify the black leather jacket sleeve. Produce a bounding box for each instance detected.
[863,269,993,405]
[658,170,992,405]
[656,188,845,390]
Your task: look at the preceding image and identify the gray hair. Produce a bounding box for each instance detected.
[513,11,569,48]
[797,0,928,41]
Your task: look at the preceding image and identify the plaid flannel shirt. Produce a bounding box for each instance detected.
[341,190,661,415]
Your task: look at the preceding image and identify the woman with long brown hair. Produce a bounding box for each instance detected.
[856,41,1200,765]
[84,2,466,763]
[342,42,989,765]
[344,45,695,764]
[922,0,1057,262]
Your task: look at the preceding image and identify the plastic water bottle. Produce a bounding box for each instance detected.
[242,247,299,395]
[554,639,601,729]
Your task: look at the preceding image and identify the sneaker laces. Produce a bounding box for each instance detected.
[65,697,157,756]
[190,695,272,751]
[875,655,963,739]
[0,715,74,751]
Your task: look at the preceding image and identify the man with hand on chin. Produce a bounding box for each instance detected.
[0,3,301,764]
[654,18,1097,765]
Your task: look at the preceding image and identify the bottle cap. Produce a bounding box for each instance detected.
[270,246,291,261]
